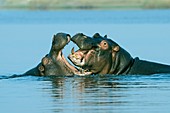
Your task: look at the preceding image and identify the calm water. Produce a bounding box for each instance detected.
[0,10,170,113]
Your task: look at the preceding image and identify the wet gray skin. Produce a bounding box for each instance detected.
[68,33,170,75]
[24,33,88,76]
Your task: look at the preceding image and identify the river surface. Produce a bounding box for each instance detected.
[0,10,170,113]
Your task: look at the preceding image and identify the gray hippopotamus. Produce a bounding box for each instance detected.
[68,33,170,75]
[24,33,89,76]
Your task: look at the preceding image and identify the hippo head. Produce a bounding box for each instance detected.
[68,33,133,75]
[50,33,71,56]
[37,33,74,75]
[38,33,91,76]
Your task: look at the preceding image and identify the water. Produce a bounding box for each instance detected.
[1,75,170,113]
[0,10,170,113]
[0,10,170,24]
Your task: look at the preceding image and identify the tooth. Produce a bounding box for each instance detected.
[71,47,75,54]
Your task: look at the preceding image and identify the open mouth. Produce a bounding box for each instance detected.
[57,37,92,76]
[68,47,93,76]
[61,50,92,76]
[69,47,85,66]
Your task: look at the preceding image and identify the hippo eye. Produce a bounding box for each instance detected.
[103,42,107,46]
[100,40,109,50]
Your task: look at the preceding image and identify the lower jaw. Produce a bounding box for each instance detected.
[74,67,93,76]
[67,55,93,76]
[61,54,75,68]
[74,71,92,76]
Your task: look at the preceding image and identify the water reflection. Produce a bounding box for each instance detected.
[0,74,170,113]
[43,75,122,112]
[40,74,170,113]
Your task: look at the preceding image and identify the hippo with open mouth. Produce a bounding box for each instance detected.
[68,33,170,75]
[24,33,90,76]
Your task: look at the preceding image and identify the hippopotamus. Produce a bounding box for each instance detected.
[68,33,170,75]
[24,33,90,76]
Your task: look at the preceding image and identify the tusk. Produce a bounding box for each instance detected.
[71,47,75,54]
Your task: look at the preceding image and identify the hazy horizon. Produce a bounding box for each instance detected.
[1,0,170,10]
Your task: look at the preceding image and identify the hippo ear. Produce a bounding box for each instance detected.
[93,33,101,38]
[38,65,44,72]
[112,46,120,52]
[38,64,45,75]
[42,57,49,65]
[104,35,107,38]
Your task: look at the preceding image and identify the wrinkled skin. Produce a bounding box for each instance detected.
[68,33,170,75]
[24,33,87,76]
